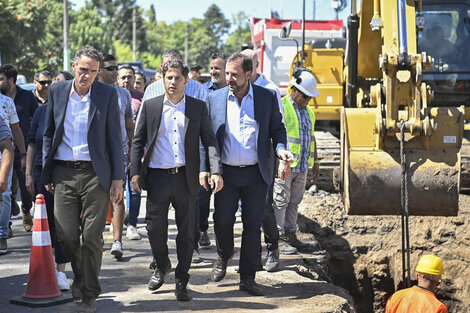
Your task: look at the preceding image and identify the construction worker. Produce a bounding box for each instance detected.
[385,254,448,313]
[273,68,320,253]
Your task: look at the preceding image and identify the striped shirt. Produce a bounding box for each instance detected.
[290,95,312,173]
[142,78,208,103]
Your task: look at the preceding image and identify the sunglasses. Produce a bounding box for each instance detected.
[101,65,119,71]
[37,80,52,86]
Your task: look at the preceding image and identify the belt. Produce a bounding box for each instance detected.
[56,160,93,169]
[222,163,257,168]
[150,166,185,175]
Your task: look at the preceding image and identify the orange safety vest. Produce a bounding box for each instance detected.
[385,286,448,313]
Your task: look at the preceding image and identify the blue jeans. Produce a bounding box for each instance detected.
[0,161,12,239]
[127,170,141,227]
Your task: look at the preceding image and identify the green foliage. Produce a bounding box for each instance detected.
[0,0,49,79]
[224,11,252,55]
[0,1,251,80]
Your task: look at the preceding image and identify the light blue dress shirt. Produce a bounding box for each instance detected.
[222,84,258,166]
[142,78,208,102]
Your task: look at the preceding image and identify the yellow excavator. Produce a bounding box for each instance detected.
[283,0,468,216]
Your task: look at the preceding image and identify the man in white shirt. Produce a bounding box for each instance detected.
[42,46,124,312]
[0,93,25,253]
[0,115,14,254]
[130,60,222,301]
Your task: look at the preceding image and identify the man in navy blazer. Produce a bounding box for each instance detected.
[200,53,293,296]
[42,46,124,311]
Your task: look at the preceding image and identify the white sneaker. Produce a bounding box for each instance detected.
[55,270,70,291]
[111,240,123,260]
[126,226,141,240]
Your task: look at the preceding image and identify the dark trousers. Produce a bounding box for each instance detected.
[52,164,109,299]
[261,179,279,251]
[33,165,68,264]
[214,164,268,280]
[194,186,211,249]
[13,149,32,213]
[260,157,280,252]
[146,168,195,282]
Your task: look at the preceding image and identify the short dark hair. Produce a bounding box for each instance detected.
[0,64,18,83]
[73,46,103,66]
[118,65,135,75]
[57,70,74,81]
[102,54,117,63]
[162,60,189,78]
[161,49,183,61]
[227,53,252,73]
[189,64,202,72]
[34,70,52,81]
[210,52,227,61]
[135,72,146,83]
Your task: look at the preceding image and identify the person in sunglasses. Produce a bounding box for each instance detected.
[98,54,134,260]
[33,70,53,105]
[273,68,320,254]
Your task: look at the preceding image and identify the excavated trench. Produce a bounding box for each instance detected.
[297,188,470,312]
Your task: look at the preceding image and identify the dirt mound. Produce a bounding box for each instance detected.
[296,189,470,312]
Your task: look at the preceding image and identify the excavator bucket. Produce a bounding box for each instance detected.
[341,106,463,216]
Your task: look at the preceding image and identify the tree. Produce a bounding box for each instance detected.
[202,4,231,47]
[224,11,252,55]
[69,2,112,54]
[37,0,66,74]
[0,0,49,79]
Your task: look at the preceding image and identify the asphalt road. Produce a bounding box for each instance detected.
[0,192,351,313]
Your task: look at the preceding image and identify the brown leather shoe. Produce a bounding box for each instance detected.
[23,212,33,232]
[8,226,12,239]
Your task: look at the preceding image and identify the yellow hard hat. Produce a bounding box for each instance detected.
[416,254,444,276]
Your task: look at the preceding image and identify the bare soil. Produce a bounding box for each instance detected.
[297,188,470,312]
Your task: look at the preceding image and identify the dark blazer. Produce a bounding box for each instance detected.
[42,80,125,190]
[200,84,287,185]
[130,94,222,195]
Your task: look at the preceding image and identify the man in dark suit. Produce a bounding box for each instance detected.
[130,60,222,301]
[42,46,124,312]
[201,53,293,296]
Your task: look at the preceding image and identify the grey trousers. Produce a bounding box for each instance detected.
[273,172,307,234]
[53,164,110,299]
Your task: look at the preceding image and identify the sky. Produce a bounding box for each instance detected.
[71,0,351,24]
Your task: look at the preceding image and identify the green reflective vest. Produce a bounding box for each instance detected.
[282,96,316,168]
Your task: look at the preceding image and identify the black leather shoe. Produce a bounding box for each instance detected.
[239,278,264,296]
[175,279,192,301]
[211,256,231,282]
[264,249,279,272]
[149,258,157,270]
[148,262,171,290]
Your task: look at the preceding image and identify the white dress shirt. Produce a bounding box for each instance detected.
[149,95,186,169]
[222,84,258,166]
[54,81,91,161]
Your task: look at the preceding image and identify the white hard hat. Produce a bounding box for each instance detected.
[290,68,319,97]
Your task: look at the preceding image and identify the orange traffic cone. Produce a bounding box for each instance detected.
[10,194,73,307]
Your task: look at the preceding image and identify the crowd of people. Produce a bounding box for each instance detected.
[0,45,448,313]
